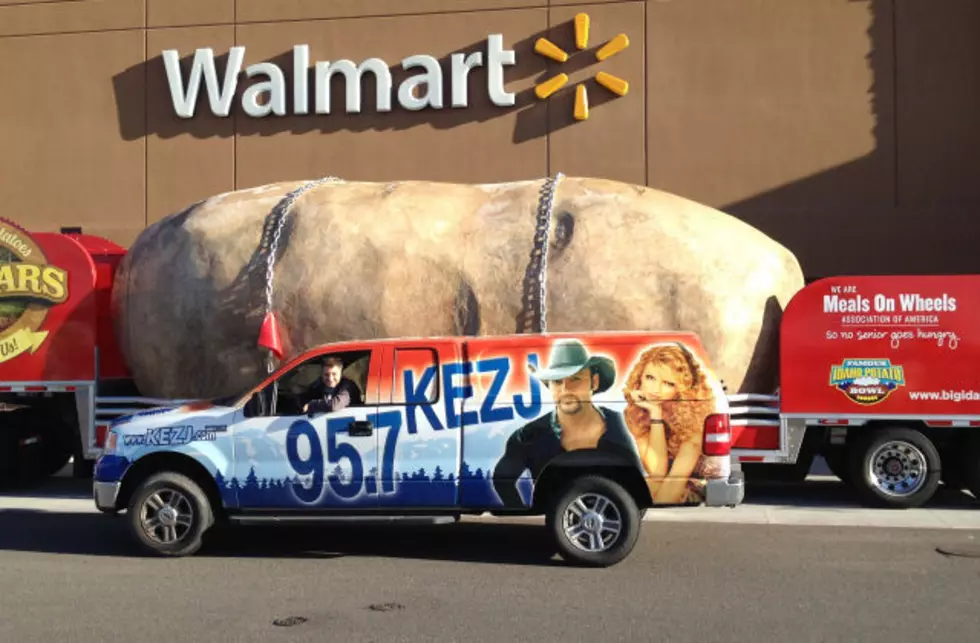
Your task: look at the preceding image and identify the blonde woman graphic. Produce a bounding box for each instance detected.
[622,342,725,504]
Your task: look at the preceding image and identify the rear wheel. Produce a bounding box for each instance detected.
[546,475,641,567]
[42,444,71,477]
[0,408,63,487]
[848,428,941,509]
[127,472,213,557]
[0,428,20,487]
[41,419,73,477]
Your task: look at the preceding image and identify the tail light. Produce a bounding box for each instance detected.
[95,423,110,448]
[702,413,732,456]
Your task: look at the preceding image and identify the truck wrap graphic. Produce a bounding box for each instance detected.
[0,219,69,364]
[103,334,731,512]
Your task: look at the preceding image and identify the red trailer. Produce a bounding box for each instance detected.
[727,275,980,508]
[0,219,187,484]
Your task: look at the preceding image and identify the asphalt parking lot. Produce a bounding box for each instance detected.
[1,458,978,642]
[1,464,978,643]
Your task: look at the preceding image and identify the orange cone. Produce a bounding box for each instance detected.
[258,311,283,360]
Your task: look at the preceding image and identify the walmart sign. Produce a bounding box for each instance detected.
[162,36,517,118]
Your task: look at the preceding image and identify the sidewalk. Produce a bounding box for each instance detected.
[649,477,980,529]
[648,457,979,529]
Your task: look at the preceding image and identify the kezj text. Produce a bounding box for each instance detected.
[283,354,544,504]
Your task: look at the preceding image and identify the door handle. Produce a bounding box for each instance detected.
[348,420,374,437]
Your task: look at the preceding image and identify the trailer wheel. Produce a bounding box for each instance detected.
[546,475,641,568]
[0,430,19,487]
[848,428,941,509]
[42,445,71,478]
[127,471,213,557]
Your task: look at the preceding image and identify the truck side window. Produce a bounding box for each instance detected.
[276,359,323,416]
[244,350,373,418]
[392,348,439,405]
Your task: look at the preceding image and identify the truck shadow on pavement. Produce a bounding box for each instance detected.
[0,509,564,565]
[0,478,94,501]
[743,479,979,509]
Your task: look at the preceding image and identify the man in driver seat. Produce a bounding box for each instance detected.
[302,357,362,414]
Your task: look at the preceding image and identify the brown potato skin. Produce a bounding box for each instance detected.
[111,177,804,399]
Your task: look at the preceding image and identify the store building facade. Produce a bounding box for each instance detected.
[1,0,978,281]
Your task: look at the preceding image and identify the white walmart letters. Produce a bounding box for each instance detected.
[162,35,517,119]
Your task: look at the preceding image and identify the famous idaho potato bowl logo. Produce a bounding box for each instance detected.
[0,220,68,363]
[829,358,905,405]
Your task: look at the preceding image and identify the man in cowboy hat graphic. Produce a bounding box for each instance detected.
[491,338,640,508]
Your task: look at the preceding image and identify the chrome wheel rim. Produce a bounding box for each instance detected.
[561,492,622,553]
[140,488,194,544]
[868,441,927,497]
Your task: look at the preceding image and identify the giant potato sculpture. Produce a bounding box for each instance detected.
[111,176,804,400]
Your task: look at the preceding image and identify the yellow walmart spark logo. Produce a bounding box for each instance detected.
[533,13,629,121]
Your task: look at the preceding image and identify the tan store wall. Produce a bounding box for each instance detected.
[0,0,977,281]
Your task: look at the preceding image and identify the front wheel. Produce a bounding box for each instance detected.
[546,475,641,567]
[848,428,941,509]
[127,472,213,557]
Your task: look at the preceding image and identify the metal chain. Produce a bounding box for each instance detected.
[518,172,564,334]
[258,172,560,375]
[262,176,344,372]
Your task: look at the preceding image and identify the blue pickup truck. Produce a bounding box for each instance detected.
[94,331,743,566]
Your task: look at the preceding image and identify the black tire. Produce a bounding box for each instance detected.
[847,428,941,509]
[0,408,56,487]
[35,408,75,478]
[42,446,71,478]
[127,472,213,557]
[546,475,641,568]
[0,431,20,487]
[41,421,74,478]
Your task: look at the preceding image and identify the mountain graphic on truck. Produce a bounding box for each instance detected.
[216,460,528,509]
